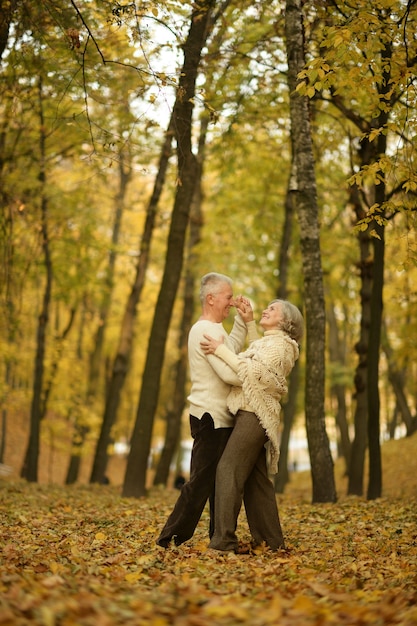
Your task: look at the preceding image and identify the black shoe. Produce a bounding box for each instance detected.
[173,535,185,547]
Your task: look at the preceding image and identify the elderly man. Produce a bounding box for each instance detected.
[156,272,255,548]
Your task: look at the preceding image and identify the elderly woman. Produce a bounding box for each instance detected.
[201,299,304,553]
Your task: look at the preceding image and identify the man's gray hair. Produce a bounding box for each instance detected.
[200,272,233,305]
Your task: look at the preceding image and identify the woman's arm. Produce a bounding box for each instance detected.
[201,334,241,373]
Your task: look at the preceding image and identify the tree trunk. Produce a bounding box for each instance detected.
[89,117,174,484]
[327,301,351,472]
[41,307,76,418]
[23,76,52,482]
[276,359,300,493]
[65,424,88,485]
[275,184,299,493]
[0,0,18,60]
[71,146,132,484]
[153,115,207,487]
[367,213,384,499]
[89,150,131,401]
[66,146,131,484]
[123,0,216,499]
[347,179,372,496]
[152,273,193,487]
[285,0,336,503]
[366,40,393,500]
[382,322,417,436]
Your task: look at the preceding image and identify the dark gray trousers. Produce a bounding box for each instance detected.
[156,413,232,547]
[209,409,285,552]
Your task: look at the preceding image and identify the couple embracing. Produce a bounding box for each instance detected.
[157,272,303,554]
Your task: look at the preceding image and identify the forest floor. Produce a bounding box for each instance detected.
[0,433,416,626]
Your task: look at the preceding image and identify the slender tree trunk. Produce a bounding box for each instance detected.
[327,301,351,472]
[347,181,372,495]
[89,118,175,484]
[367,213,384,499]
[123,0,216,498]
[275,185,298,493]
[382,322,417,436]
[23,76,52,482]
[366,41,392,500]
[276,359,300,492]
[66,148,131,484]
[89,151,130,400]
[41,307,76,417]
[152,272,194,487]
[153,115,207,487]
[0,0,18,60]
[285,0,336,503]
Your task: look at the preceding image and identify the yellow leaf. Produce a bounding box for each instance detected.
[205,601,249,620]
[368,127,382,142]
[125,571,141,583]
[293,594,317,613]
[95,532,106,541]
[50,560,67,575]
[38,607,56,626]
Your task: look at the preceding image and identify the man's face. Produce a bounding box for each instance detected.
[210,283,235,322]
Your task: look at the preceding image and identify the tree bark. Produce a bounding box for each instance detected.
[275,184,298,493]
[23,76,52,482]
[347,171,372,496]
[89,117,174,484]
[366,40,393,501]
[123,0,216,498]
[153,115,207,487]
[0,0,18,60]
[276,359,300,492]
[327,301,351,472]
[382,322,417,436]
[79,146,131,484]
[366,215,384,500]
[285,0,337,503]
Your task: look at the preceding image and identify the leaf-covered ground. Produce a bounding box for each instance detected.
[1,435,417,626]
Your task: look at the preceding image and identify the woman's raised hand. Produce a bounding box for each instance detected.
[234,295,254,323]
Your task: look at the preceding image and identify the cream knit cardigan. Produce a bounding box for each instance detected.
[214,330,300,474]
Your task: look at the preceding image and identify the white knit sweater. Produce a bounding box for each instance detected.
[214,330,300,473]
[187,316,256,428]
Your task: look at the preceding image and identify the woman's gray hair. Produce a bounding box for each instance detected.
[200,272,233,304]
[269,299,304,343]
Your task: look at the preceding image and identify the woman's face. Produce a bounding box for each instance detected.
[259,302,283,330]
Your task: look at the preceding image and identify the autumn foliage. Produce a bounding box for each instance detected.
[1,433,416,625]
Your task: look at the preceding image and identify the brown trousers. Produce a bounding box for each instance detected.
[209,409,285,552]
